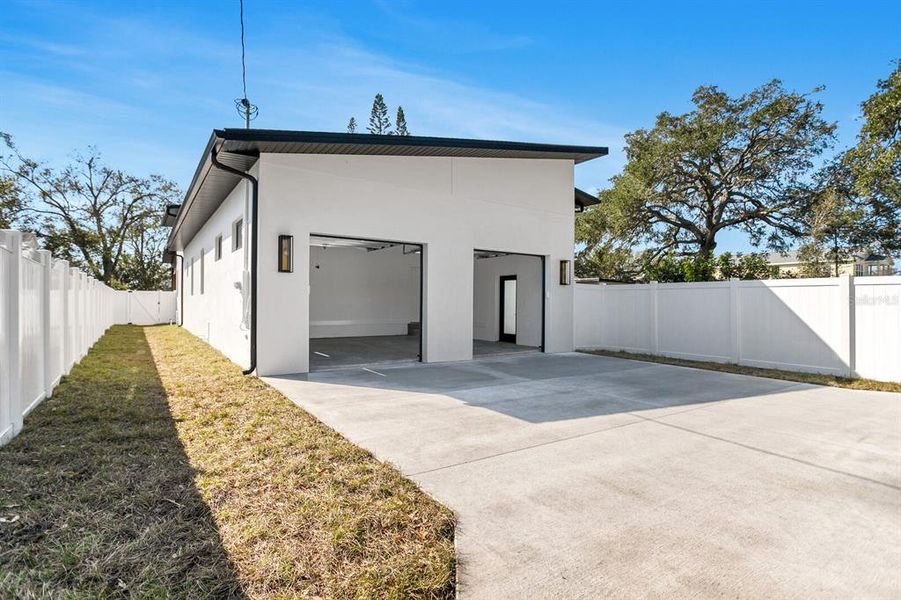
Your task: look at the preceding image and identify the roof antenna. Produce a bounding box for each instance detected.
[235,0,258,128]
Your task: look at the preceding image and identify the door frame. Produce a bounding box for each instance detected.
[475,249,546,351]
[309,233,424,363]
[498,274,518,343]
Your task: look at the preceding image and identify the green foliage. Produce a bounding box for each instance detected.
[841,59,900,255]
[367,93,392,135]
[0,174,20,229]
[803,161,866,276]
[349,95,411,136]
[594,80,835,260]
[115,212,173,290]
[640,251,774,282]
[643,253,715,282]
[395,106,410,136]
[1,133,178,289]
[575,193,640,281]
[715,252,777,280]
[796,243,832,278]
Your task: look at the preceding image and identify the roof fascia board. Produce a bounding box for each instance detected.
[216,128,609,159]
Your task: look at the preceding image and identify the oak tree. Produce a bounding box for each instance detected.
[582,81,835,262]
[1,135,179,287]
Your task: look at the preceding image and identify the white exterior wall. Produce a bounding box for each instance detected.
[473,254,543,346]
[574,276,901,382]
[180,174,253,368]
[309,244,420,338]
[256,154,575,375]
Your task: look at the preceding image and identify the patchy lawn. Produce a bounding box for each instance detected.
[0,325,455,599]
[581,349,901,393]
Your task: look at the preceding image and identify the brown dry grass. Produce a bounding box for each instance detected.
[582,349,901,393]
[0,325,455,599]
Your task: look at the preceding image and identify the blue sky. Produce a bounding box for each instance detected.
[2,0,898,251]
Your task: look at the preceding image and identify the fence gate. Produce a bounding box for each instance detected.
[127,291,161,325]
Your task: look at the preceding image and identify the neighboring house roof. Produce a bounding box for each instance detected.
[165,129,609,253]
[765,250,804,266]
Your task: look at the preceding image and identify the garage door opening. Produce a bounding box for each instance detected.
[473,250,544,357]
[309,235,422,370]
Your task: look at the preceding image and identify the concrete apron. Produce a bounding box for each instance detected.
[264,352,901,599]
[309,334,539,371]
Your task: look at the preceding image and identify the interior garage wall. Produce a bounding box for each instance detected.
[473,254,542,347]
[309,244,420,338]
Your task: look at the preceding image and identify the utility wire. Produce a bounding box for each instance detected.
[240,0,247,99]
[235,0,258,127]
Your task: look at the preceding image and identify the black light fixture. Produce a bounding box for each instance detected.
[278,235,293,273]
[559,259,571,285]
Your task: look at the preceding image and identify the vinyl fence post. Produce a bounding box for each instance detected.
[70,267,80,365]
[838,274,855,378]
[649,281,659,355]
[1,231,23,437]
[729,278,740,364]
[59,260,70,376]
[37,250,53,399]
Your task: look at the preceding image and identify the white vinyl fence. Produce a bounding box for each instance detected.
[1,230,177,447]
[575,275,901,383]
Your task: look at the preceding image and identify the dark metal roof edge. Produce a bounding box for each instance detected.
[574,187,600,207]
[166,129,609,252]
[214,128,609,159]
[165,132,220,252]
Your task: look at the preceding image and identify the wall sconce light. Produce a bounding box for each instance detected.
[559,259,572,285]
[278,235,293,273]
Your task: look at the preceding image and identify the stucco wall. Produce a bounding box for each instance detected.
[309,244,420,338]
[256,153,575,375]
[473,254,543,347]
[180,172,253,369]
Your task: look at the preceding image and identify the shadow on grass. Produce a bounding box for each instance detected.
[0,326,245,598]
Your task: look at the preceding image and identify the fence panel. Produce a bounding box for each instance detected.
[573,285,606,349]
[128,291,160,325]
[0,230,179,447]
[738,279,847,375]
[854,277,901,381]
[657,282,732,362]
[575,275,901,382]
[20,255,45,415]
[0,246,10,443]
[590,285,653,353]
[48,260,66,391]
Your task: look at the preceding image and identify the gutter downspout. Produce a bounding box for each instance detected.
[175,253,184,326]
[210,146,259,376]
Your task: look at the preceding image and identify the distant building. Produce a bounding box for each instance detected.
[767,250,895,277]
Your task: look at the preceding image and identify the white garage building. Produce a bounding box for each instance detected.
[164,129,606,376]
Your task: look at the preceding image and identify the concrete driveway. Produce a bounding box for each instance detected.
[264,353,901,599]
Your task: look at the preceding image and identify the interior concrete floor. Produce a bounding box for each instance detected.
[309,335,537,370]
[264,352,900,599]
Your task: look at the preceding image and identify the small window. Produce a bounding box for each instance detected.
[200,249,205,294]
[190,258,195,295]
[215,234,223,261]
[233,218,244,251]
